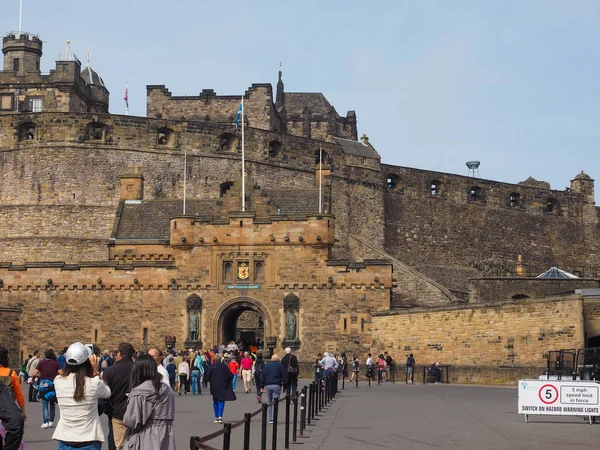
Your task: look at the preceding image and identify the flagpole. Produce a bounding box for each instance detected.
[125,82,129,116]
[319,147,322,214]
[183,149,187,214]
[241,96,245,212]
[19,0,23,34]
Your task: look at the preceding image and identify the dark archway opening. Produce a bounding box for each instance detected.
[587,335,600,349]
[220,302,264,348]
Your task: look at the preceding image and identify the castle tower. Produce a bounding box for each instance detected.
[2,33,42,75]
[570,171,595,204]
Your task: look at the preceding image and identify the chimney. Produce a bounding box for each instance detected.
[120,168,144,201]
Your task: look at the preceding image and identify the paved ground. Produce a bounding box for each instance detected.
[17,379,600,449]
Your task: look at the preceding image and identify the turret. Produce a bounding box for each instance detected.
[570,171,595,204]
[2,33,42,75]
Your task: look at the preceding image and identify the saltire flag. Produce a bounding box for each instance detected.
[124,88,129,110]
[235,102,242,128]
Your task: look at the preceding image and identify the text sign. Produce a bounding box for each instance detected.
[225,285,261,289]
[518,380,600,416]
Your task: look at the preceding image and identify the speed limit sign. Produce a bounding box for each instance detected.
[538,384,558,404]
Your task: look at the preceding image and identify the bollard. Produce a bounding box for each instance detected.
[261,403,268,450]
[272,398,279,450]
[307,383,312,425]
[312,381,317,419]
[222,422,232,450]
[300,388,306,437]
[285,394,291,449]
[243,412,251,450]
[293,391,299,442]
[342,371,345,390]
[355,371,359,388]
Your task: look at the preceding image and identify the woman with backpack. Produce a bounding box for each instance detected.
[52,342,111,450]
[123,354,176,450]
[32,349,62,429]
[0,345,26,450]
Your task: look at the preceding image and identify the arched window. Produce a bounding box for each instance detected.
[268,141,282,158]
[87,122,105,140]
[509,193,520,207]
[18,122,36,141]
[387,174,399,189]
[430,180,440,196]
[546,198,557,213]
[469,186,482,201]
[157,127,173,145]
[223,262,233,283]
[220,181,234,198]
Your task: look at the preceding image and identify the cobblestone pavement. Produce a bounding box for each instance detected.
[18,380,600,449]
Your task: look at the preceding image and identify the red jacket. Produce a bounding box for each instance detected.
[228,360,239,375]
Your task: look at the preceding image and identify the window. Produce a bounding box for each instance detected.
[13,58,19,72]
[361,157,366,165]
[220,181,234,198]
[386,174,399,189]
[94,329,98,342]
[315,150,328,166]
[143,328,148,345]
[218,133,237,151]
[430,180,440,196]
[469,186,482,201]
[0,94,13,111]
[509,193,520,207]
[157,127,172,145]
[30,98,43,113]
[18,122,36,141]
[223,262,233,284]
[268,141,282,158]
[546,198,557,213]
[87,122,105,140]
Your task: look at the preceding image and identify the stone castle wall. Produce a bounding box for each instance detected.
[468,278,599,303]
[371,295,585,384]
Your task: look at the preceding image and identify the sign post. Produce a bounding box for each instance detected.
[518,379,600,424]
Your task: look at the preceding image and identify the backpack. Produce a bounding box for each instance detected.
[38,379,57,402]
[0,369,14,397]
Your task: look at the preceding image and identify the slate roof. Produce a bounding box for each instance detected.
[114,190,323,240]
[56,43,81,64]
[333,137,379,159]
[283,93,336,116]
[81,66,105,87]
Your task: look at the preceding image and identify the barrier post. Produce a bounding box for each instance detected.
[261,403,268,450]
[293,390,299,442]
[300,387,306,437]
[243,412,251,450]
[285,394,291,449]
[307,383,312,425]
[222,423,231,450]
[272,398,279,450]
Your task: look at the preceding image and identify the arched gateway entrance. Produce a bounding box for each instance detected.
[215,298,269,347]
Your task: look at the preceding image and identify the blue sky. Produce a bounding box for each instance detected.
[2,1,599,196]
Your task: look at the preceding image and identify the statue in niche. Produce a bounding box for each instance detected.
[189,309,199,341]
[286,309,297,341]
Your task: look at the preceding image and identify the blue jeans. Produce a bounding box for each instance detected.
[213,400,225,418]
[58,441,101,450]
[42,398,55,423]
[231,374,237,391]
[106,413,116,450]
[191,371,201,394]
[265,384,282,421]
[322,369,332,391]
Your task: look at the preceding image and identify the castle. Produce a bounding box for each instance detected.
[0,32,598,383]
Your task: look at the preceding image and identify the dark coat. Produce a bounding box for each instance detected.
[100,358,135,420]
[205,362,237,403]
[281,354,299,379]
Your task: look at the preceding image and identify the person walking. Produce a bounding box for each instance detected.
[26,350,40,403]
[240,352,254,394]
[52,342,111,450]
[313,353,322,383]
[281,347,299,397]
[123,354,176,450]
[259,354,288,424]
[32,349,62,428]
[406,353,416,384]
[350,354,359,383]
[0,379,25,450]
[147,349,170,387]
[376,354,386,385]
[190,352,202,395]
[253,353,265,404]
[365,353,373,382]
[201,353,211,389]
[100,342,135,450]
[165,359,177,391]
[226,355,239,392]
[177,357,189,395]
[340,353,349,381]
[318,352,338,392]
[205,354,236,423]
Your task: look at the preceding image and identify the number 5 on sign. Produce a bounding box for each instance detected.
[539,385,558,404]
